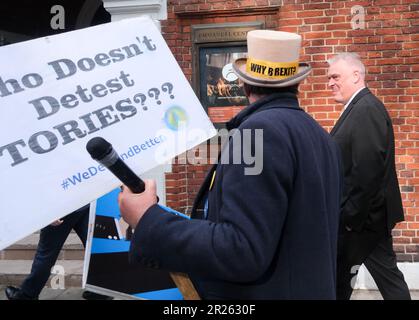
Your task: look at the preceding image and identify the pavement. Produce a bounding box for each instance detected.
[0,285,85,300]
[0,285,418,300]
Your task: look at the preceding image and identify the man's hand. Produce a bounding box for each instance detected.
[50,219,64,227]
[118,179,157,229]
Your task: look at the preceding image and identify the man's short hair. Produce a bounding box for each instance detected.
[327,52,366,77]
[243,83,299,96]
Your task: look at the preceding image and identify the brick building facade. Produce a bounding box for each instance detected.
[0,0,416,293]
[160,0,419,262]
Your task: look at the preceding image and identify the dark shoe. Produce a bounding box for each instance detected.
[5,286,38,300]
[82,290,113,300]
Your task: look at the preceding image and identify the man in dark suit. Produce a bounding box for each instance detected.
[328,52,411,300]
[118,30,342,299]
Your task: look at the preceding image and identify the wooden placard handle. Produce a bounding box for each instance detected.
[169,272,201,300]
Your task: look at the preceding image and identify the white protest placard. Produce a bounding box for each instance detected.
[0,17,216,250]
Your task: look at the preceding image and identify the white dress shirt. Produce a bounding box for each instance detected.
[343,86,366,112]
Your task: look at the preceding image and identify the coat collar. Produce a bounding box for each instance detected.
[226,92,302,130]
[331,87,371,136]
[191,92,302,218]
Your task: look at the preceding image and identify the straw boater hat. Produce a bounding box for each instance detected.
[233,30,311,88]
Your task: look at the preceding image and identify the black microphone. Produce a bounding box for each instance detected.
[86,137,145,193]
[86,139,199,299]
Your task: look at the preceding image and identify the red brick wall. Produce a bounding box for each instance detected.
[162,0,419,261]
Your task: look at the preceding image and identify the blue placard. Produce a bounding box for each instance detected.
[86,188,186,300]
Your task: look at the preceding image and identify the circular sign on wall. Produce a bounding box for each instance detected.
[222,63,238,82]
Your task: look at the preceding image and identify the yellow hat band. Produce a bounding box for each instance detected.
[246,58,299,80]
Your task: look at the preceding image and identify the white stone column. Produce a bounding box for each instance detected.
[102,0,167,30]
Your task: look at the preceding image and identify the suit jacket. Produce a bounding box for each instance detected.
[331,87,404,233]
[130,92,342,299]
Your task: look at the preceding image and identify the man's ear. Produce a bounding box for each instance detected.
[353,70,361,84]
[243,82,251,97]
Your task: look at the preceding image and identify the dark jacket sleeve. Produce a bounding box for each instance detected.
[129,115,294,282]
[343,100,388,231]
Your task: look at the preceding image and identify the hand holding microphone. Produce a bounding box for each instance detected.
[86,137,156,228]
[118,179,157,228]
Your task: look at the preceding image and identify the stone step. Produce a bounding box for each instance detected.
[0,259,83,288]
[0,233,85,260]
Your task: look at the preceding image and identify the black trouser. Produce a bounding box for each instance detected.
[20,205,89,298]
[336,226,411,300]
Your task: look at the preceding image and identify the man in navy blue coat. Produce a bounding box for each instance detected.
[118,30,342,299]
